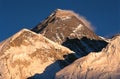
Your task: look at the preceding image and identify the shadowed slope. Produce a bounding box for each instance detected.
[62,37,107,57]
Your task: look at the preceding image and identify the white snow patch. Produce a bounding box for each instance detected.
[99,36,110,42]
[61,16,71,20]
[55,9,94,31]
[73,24,83,33]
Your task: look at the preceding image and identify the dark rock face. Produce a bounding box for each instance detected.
[62,37,107,57]
[31,9,108,58]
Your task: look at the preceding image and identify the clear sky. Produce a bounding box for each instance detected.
[0,0,119,41]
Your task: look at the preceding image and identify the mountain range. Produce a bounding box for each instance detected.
[0,9,120,79]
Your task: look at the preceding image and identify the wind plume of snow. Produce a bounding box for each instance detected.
[75,13,95,31]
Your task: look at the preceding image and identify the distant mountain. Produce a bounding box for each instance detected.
[32,9,107,58]
[0,29,73,79]
[55,35,120,79]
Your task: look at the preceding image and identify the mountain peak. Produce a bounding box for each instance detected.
[32,9,100,43]
[31,9,107,58]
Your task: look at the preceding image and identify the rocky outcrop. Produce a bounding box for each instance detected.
[55,35,120,79]
[0,29,73,79]
[31,9,108,58]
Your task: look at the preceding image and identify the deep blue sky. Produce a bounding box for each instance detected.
[0,0,119,41]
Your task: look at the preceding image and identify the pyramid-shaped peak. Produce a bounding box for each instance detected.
[32,9,101,44]
[0,29,73,79]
